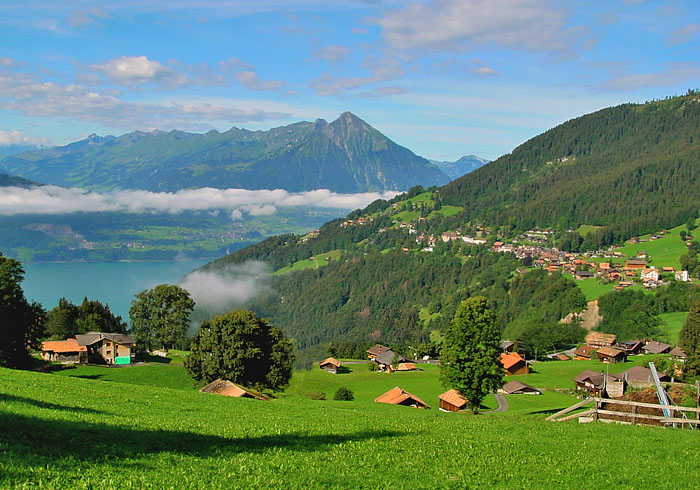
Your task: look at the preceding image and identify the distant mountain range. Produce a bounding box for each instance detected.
[0,144,45,158]
[0,113,452,193]
[430,155,490,179]
[0,172,35,188]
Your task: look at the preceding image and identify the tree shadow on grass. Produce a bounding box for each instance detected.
[0,394,108,415]
[68,374,105,380]
[0,411,405,470]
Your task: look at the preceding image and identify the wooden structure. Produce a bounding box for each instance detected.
[366,344,391,359]
[438,389,467,412]
[619,366,670,388]
[670,347,687,361]
[499,340,515,353]
[41,339,87,364]
[547,397,700,427]
[551,353,570,361]
[319,357,341,374]
[199,379,267,400]
[616,340,643,355]
[395,362,417,371]
[573,369,624,397]
[573,345,597,360]
[643,341,671,355]
[501,380,540,395]
[596,347,627,364]
[75,332,135,365]
[585,332,616,348]
[375,387,430,409]
[501,352,528,375]
[372,350,408,372]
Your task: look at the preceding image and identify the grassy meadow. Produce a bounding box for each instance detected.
[2,360,700,489]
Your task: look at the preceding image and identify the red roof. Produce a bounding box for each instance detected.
[438,389,467,409]
[41,339,86,353]
[500,352,525,370]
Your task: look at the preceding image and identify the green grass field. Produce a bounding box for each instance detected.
[3,362,700,489]
[564,274,615,301]
[657,311,688,345]
[273,250,342,275]
[617,222,692,270]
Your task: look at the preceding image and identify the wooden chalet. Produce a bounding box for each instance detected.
[625,258,647,269]
[438,389,467,412]
[75,332,135,365]
[366,344,392,359]
[670,347,687,361]
[40,339,87,364]
[643,341,671,355]
[575,270,595,280]
[551,353,570,361]
[573,345,597,360]
[501,380,540,395]
[572,370,624,397]
[501,352,528,376]
[372,350,408,372]
[395,362,417,371]
[199,379,267,400]
[616,340,644,355]
[499,340,515,353]
[596,347,627,364]
[375,387,430,409]
[319,357,341,374]
[585,332,616,348]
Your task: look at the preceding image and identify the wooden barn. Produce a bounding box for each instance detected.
[199,379,267,400]
[572,370,624,397]
[573,345,597,360]
[500,352,528,375]
[643,341,671,355]
[395,362,417,372]
[366,344,392,359]
[375,387,430,409]
[438,389,467,412]
[501,380,540,395]
[619,366,670,388]
[596,347,627,364]
[319,357,341,374]
[585,332,616,348]
[40,339,87,364]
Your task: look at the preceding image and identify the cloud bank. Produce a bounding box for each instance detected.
[0,185,400,216]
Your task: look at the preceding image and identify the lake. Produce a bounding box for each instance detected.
[21,260,210,321]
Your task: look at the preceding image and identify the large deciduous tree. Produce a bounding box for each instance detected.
[0,253,46,368]
[439,296,503,413]
[185,309,294,392]
[680,300,700,377]
[129,284,195,351]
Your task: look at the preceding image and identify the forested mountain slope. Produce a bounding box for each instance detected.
[441,93,700,239]
[0,172,35,188]
[0,112,449,193]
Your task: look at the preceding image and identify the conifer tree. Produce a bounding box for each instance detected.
[680,300,700,376]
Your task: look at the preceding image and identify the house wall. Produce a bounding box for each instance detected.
[439,399,461,412]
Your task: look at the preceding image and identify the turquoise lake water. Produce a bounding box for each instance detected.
[21,260,210,321]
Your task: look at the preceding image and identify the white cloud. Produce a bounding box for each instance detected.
[235,70,285,91]
[313,45,352,65]
[0,57,24,69]
[377,0,577,53]
[309,55,405,95]
[0,130,48,146]
[90,56,184,87]
[667,24,700,45]
[0,185,401,216]
[471,66,499,77]
[602,63,700,91]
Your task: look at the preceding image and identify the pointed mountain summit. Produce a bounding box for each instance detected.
[0,113,449,193]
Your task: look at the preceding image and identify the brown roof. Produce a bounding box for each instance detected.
[553,353,570,361]
[438,389,467,409]
[375,387,429,408]
[573,369,601,384]
[41,339,87,353]
[396,362,417,371]
[75,332,135,346]
[644,341,671,354]
[199,379,266,400]
[619,366,669,383]
[585,332,616,345]
[574,345,597,357]
[596,347,625,358]
[319,357,341,368]
[367,344,391,356]
[502,380,540,394]
[500,352,526,370]
[670,347,687,358]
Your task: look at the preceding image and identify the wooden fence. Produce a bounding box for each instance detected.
[546,397,700,426]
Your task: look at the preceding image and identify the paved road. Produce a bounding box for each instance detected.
[483,393,509,413]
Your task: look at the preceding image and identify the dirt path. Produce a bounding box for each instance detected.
[580,300,602,330]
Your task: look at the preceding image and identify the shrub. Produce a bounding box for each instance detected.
[333,387,354,401]
[368,362,377,372]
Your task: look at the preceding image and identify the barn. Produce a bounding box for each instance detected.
[438,389,467,412]
[199,379,267,400]
[501,380,540,395]
[375,387,430,409]
[319,357,341,374]
[500,352,528,375]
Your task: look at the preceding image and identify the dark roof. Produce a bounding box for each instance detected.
[643,341,671,354]
[367,344,391,356]
[373,350,407,366]
[596,347,625,358]
[619,366,669,383]
[499,340,515,349]
[502,380,540,394]
[75,332,135,346]
[574,345,597,357]
[573,369,601,384]
[670,347,687,358]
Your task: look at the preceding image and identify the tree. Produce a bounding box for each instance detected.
[46,297,126,339]
[333,387,354,401]
[129,284,195,351]
[185,309,294,392]
[0,253,46,368]
[680,300,700,377]
[439,296,503,413]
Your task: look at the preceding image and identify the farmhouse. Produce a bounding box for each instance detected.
[40,339,87,364]
[438,389,467,412]
[585,332,616,348]
[575,270,594,280]
[616,340,644,355]
[596,347,627,364]
[619,366,670,388]
[500,340,515,352]
[501,380,540,395]
[199,379,266,400]
[573,345,597,360]
[366,344,392,359]
[643,341,671,355]
[501,352,528,375]
[676,270,690,282]
[372,350,408,372]
[319,357,341,374]
[670,347,687,361]
[626,258,647,269]
[573,370,624,397]
[75,332,135,365]
[375,387,430,409]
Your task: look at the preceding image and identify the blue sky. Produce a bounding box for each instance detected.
[0,0,698,161]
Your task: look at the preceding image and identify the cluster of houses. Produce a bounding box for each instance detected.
[570,332,687,365]
[40,332,136,365]
[572,365,672,399]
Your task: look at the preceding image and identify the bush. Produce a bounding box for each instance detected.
[306,392,326,400]
[368,362,377,371]
[333,387,354,401]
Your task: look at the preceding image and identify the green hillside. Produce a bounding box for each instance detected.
[0,112,449,193]
[3,364,699,489]
[0,172,35,188]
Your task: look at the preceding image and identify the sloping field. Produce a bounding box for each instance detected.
[2,366,699,489]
